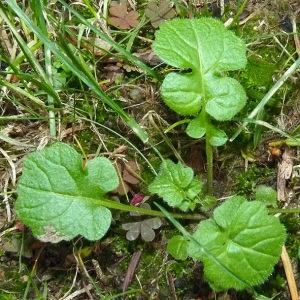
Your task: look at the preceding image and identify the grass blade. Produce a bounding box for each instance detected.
[4,0,149,142]
[230,56,300,141]
[57,0,160,81]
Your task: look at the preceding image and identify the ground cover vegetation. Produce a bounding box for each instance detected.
[0,0,300,299]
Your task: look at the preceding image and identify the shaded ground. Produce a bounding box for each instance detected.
[0,0,300,299]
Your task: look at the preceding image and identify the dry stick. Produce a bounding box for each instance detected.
[281,245,299,300]
[2,178,11,222]
[60,266,79,300]
[292,17,300,57]
[0,147,16,186]
[122,250,142,294]
[279,20,300,299]
[62,284,93,300]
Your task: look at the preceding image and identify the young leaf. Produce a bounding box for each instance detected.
[148,159,202,210]
[152,18,247,139]
[255,185,278,208]
[16,143,119,242]
[167,235,189,260]
[188,196,286,291]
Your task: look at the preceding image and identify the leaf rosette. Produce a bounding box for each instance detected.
[152,18,247,141]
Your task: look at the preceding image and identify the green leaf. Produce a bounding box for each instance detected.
[209,125,228,146]
[186,113,206,139]
[188,196,286,290]
[167,235,189,260]
[186,114,228,145]
[148,160,202,209]
[255,185,278,208]
[16,143,119,242]
[152,18,247,137]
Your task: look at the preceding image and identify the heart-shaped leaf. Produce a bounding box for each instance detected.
[16,143,119,242]
[188,196,286,290]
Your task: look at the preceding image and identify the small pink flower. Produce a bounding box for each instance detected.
[131,194,143,206]
[15,218,24,231]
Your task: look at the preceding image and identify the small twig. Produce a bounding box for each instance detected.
[292,17,300,57]
[166,271,177,300]
[61,284,93,300]
[2,177,11,222]
[0,226,17,238]
[0,147,16,186]
[59,266,79,300]
[82,281,94,300]
[281,245,299,300]
[92,259,107,283]
[273,36,295,62]
[122,250,142,295]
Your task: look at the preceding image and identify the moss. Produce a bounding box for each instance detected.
[280,214,300,258]
[243,56,276,89]
[236,164,275,197]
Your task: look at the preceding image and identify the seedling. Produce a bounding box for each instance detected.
[15,143,189,242]
[152,18,247,194]
[15,142,287,297]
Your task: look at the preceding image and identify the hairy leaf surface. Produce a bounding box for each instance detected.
[188,196,286,290]
[16,143,119,242]
[153,18,247,140]
[148,159,202,210]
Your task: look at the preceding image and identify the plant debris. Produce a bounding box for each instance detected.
[145,0,176,28]
[108,3,139,29]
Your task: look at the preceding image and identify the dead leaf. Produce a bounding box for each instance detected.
[113,160,140,195]
[108,4,139,29]
[145,0,176,28]
[277,147,295,203]
[83,37,113,57]
[133,49,162,66]
[123,161,140,185]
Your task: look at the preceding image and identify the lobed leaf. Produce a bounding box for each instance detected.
[122,217,162,242]
[148,160,202,209]
[188,196,286,290]
[152,18,247,139]
[16,143,119,242]
[108,4,139,29]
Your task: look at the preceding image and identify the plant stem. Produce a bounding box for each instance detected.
[268,207,300,214]
[99,198,205,221]
[204,112,213,195]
